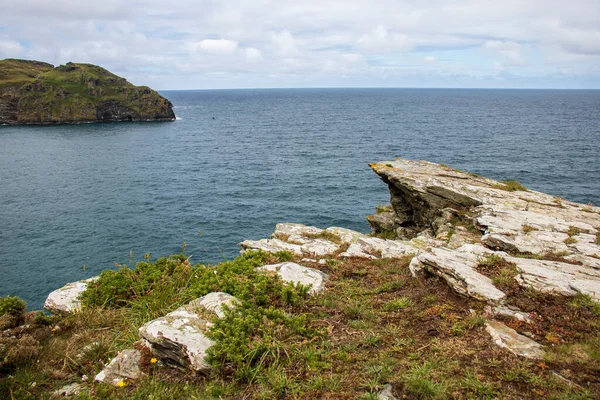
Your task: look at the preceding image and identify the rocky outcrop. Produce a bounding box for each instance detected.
[0,59,175,125]
[44,277,98,314]
[138,292,237,372]
[370,158,600,303]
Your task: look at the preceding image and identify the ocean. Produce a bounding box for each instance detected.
[1,88,599,310]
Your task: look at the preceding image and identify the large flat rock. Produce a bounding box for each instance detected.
[139,292,237,372]
[258,262,329,294]
[412,244,506,303]
[44,276,98,314]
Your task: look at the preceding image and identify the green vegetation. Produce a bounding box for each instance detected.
[522,224,537,233]
[375,204,392,214]
[0,295,26,317]
[1,251,599,398]
[493,180,528,192]
[0,59,174,124]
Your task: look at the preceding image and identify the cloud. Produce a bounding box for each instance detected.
[1,0,599,88]
[358,26,413,53]
[0,36,24,57]
[270,30,301,57]
[244,47,263,62]
[194,39,238,54]
[483,40,526,66]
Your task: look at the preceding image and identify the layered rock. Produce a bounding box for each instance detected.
[0,59,175,125]
[95,349,142,386]
[138,292,237,372]
[44,277,98,314]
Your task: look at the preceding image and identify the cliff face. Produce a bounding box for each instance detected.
[0,59,175,125]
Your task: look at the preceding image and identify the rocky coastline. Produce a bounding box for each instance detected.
[2,158,599,398]
[0,59,175,125]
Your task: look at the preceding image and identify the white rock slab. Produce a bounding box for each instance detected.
[355,237,417,258]
[339,243,377,259]
[139,292,237,372]
[95,349,142,386]
[300,238,339,257]
[485,320,544,359]
[482,231,570,255]
[493,306,532,323]
[239,238,303,255]
[273,223,323,239]
[258,262,328,294]
[508,257,600,298]
[324,227,365,245]
[44,276,98,314]
[415,246,506,303]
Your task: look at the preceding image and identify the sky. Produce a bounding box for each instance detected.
[1,0,600,90]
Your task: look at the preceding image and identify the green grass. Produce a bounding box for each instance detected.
[493,180,528,192]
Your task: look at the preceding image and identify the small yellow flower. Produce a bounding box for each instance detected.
[117,380,127,387]
[150,358,158,364]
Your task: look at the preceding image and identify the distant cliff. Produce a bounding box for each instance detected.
[0,59,175,125]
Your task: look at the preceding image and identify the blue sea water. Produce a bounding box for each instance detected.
[1,88,599,310]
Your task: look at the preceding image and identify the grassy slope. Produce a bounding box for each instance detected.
[1,249,599,399]
[0,59,53,89]
[0,59,173,123]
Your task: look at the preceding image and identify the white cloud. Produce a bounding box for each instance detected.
[358,26,413,53]
[1,0,600,88]
[270,30,301,57]
[484,40,526,66]
[0,36,24,57]
[244,47,263,62]
[194,39,238,54]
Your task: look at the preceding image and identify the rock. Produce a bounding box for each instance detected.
[378,383,398,400]
[367,211,401,233]
[414,245,507,303]
[258,263,329,294]
[485,320,544,359]
[139,292,237,372]
[300,239,339,257]
[272,223,323,239]
[240,238,303,255]
[324,226,365,244]
[508,256,600,299]
[482,231,570,255]
[0,59,175,125]
[94,349,142,386]
[353,237,417,258]
[493,306,532,323]
[339,243,377,259]
[53,382,85,397]
[44,277,98,314]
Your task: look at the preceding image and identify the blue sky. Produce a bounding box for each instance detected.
[1,0,599,90]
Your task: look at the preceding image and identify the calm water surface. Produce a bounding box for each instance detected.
[1,88,599,309]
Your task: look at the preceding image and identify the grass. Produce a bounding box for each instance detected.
[493,180,528,192]
[2,251,600,398]
[522,224,538,233]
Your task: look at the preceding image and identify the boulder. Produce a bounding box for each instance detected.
[258,263,328,294]
[44,277,98,314]
[139,292,237,372]
[414,245,506,303]
[95,349,142,386]
[485,320,544,359]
